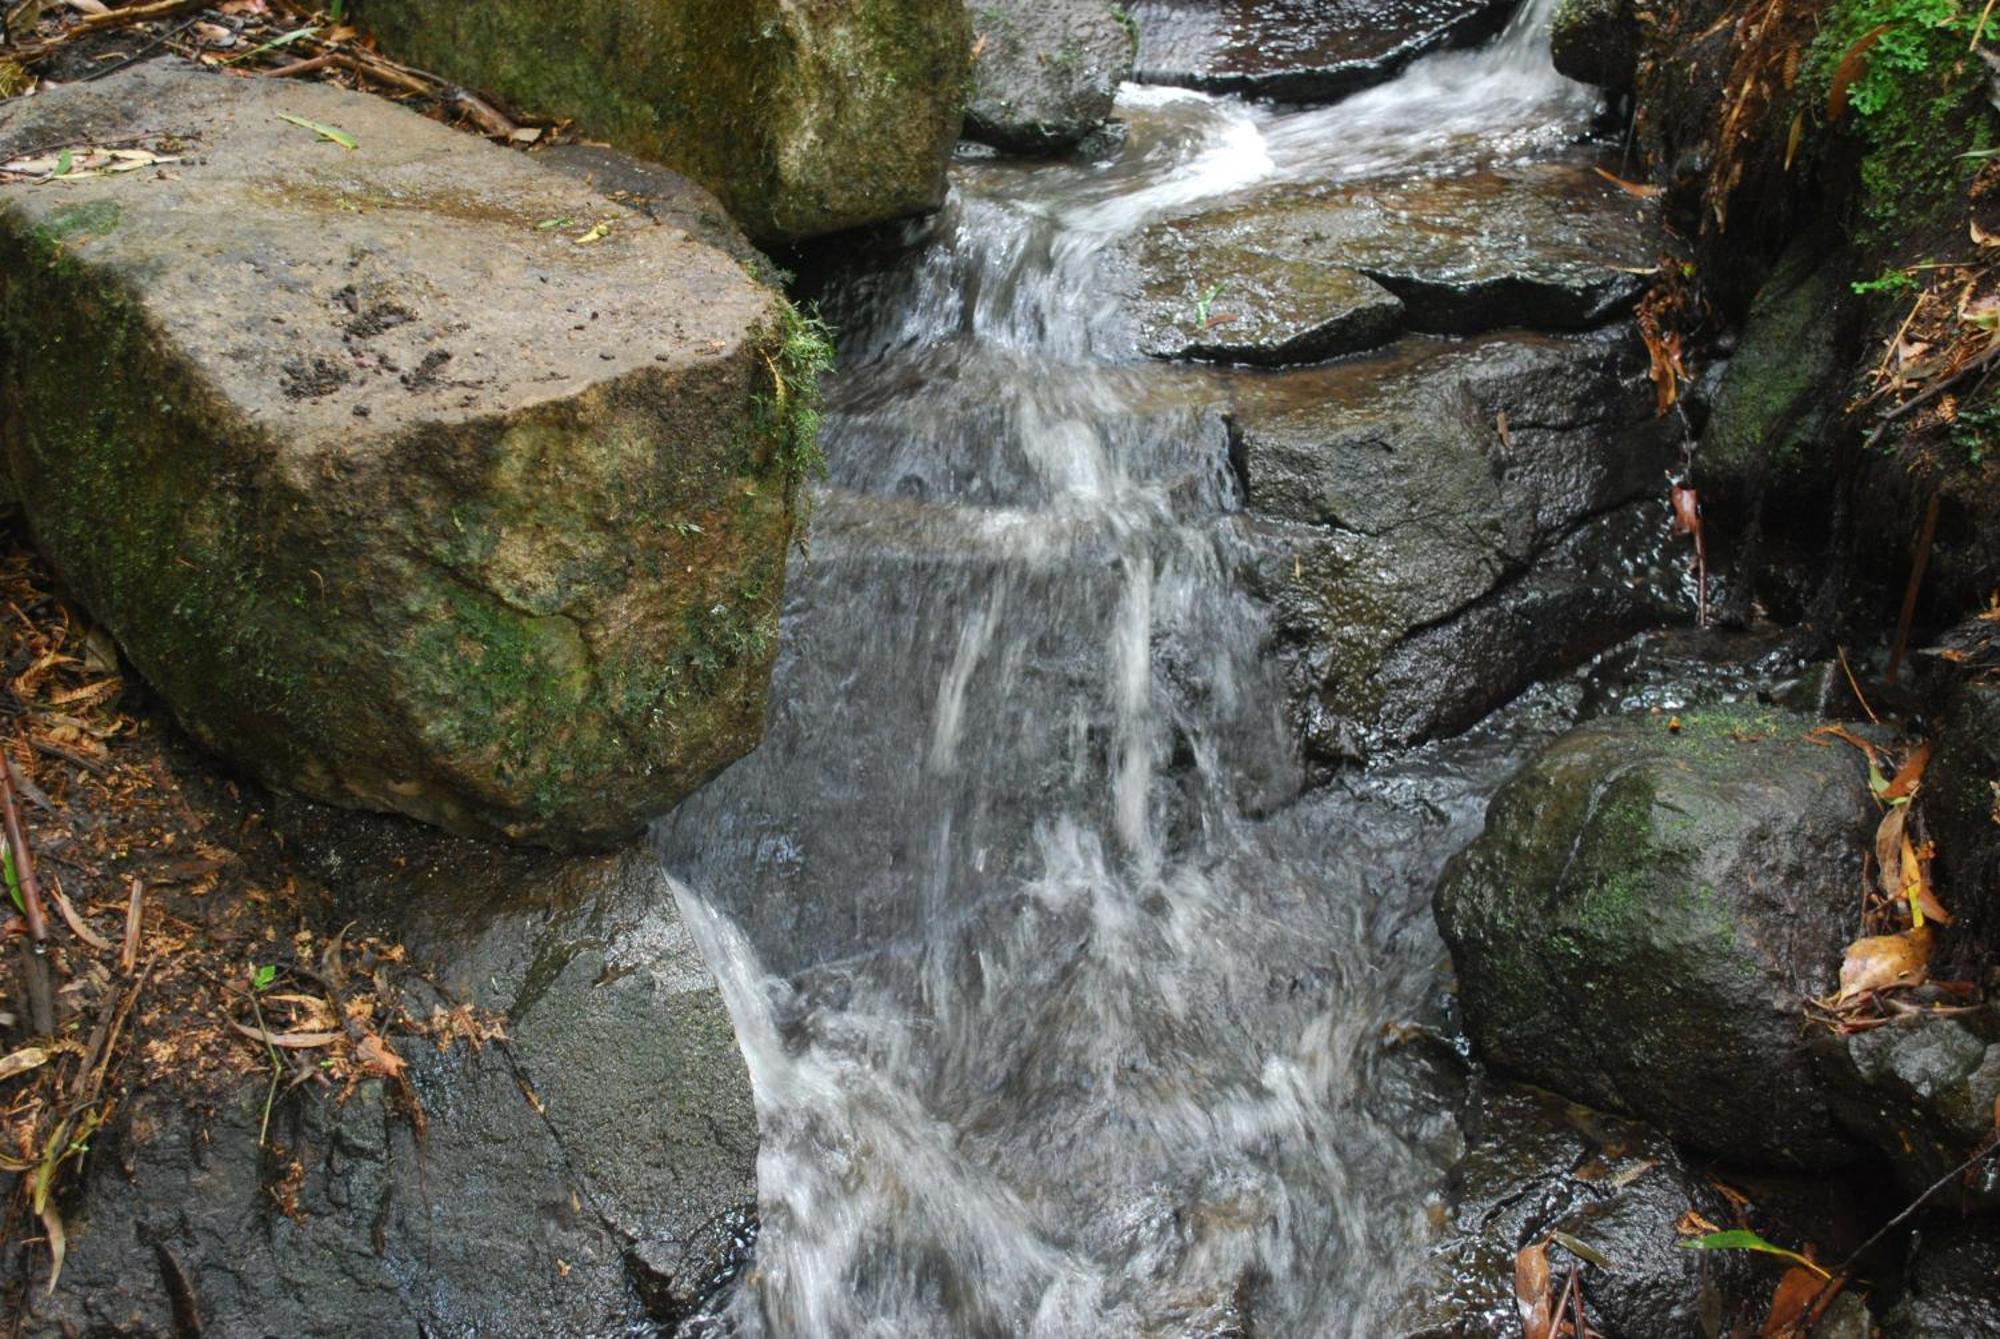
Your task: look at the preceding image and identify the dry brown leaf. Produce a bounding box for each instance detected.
[1901,836,1951,925]
[230,1020,339,1050]
[1762,1263,1823,1336]
[0,1046,49,1082]
[39,1202,63,1294]
[356,1032,406,1078]
[1836,924,1933,1003]
[1876,804,1909,903]
[1592,165,1664,198]
[1828,24,1891,120]
[1514,1240,1554,1339]
[1879,741,1932,800]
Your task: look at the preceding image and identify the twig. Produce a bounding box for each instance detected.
[257,51,335,79]
[1836,645,1881,725]
[1885,490,1941,685]
[1865,342,2000,450]
[247,986,282,1148]
[446,86,517,138]
[0,751,55,1035]
[25,737,111,778]
[119,876,141,974]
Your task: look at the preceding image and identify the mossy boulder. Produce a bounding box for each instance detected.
[1436,706,1878,1167]
[354,0,970,243]
[965,0,1135,154]
[0,61,814,849]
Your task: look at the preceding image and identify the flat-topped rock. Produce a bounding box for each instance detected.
[966,0,1136,154]
[0,61,816,848]
[1230,329,1682,757]
[1129,0,1518,101]
[354,0,970,243]
[1126,161,1657,363]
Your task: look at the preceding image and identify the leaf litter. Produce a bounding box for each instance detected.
[0,530,504,1293]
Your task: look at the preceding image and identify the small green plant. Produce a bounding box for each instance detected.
[247,963,282,1146]
[1109,3,1140,50]
[1852,268,1921,294]
[1950,396,2000,463]
[1193,281,1226,328]
[251,962,277,991]
[2,841,22,915]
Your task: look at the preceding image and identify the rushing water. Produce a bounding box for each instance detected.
[655,6,1615,1334]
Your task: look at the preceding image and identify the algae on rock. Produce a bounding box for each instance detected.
[354,0,971,244]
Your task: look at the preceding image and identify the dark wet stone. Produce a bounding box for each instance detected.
[1125,161,1657,364]
[966,0,1137,154]
[18,829,757,1336]
[1129,0,1519,102]
[1818,1010,2000,1212]
[1392,1081,1864,1338]
[1880,1219,2000,1336]
[1231,327,1682,758]
[1550,0,1641,90]
[1435,705,1881,1167]
[1136,242,1405,364]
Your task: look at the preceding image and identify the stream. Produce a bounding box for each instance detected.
[655,4,1651,1333]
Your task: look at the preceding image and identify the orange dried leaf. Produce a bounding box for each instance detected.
[356,1032,406,1079]
[1836,924,1933,1003]
[1762,1264,1823,1336]
[1879,741,1932,800]
[1514,1240,1554,1339]
[1593,165,1664,197]
[1828,24,1891,120]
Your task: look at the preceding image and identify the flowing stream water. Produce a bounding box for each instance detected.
[655,6,1620,1334]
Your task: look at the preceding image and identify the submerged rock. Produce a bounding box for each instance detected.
[1127,161,1657,365]
[354,0,969,243]
[1231,328,1682,758]
[23,837,757,1336]
[0,62,809,849]
[1129,0,1518,102]
[966,0,1136,155]
[1435,706,1878,1167]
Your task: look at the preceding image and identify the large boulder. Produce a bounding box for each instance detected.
[1128,0,1519,102]
[1436,707,1879,1167]
[21,837,758,1335]
[354,0,970,243]
[1228,327,1683,760]
[0,62,813,849]
[965,0,1136,154]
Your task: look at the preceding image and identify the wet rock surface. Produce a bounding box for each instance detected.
[1436,705,1881,1167]
[22,831,757,1337]
[355,0,970,243]
[1392,1080,1860,1338]
[1126,160,1657,363]
[1229,327,1683,759]
[1549,0,1641,89]
[1880,1219,2000,1336]
[1819,1009,2000,1211]
[0,61,799,849]
[1129,0,1520,101]
[966,0,1136,154]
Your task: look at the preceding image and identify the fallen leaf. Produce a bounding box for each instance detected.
[0,1045,49,1081]
[1828,24,1891,120]
[276,113,358,151]
[1550,1229,1616,1271]
[1835,924,1933,1004]
[1876,804,1909,902]
[1901,835,1950,925]
[1514,1240,1555,1339]
[1784,111,1804,172]
[573,221,610,245]
[1880,741,1932,799]
[39,1203,63,1294]
[356,1032,406,1078]
[1762,1263,1825,1335]
[1593,164,1664,197]
[230,1020,339,1049]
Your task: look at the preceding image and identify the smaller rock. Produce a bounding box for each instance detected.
[1819,1010,2000,1211]
[1391,1081,1861,1338]
[1550,0,1641,91]
[1435,705,1880,1167]
[965,0,1136,154]
[1129,0,1518,102]
[1137,242,1404,364]
[1879,1220,2000,1337]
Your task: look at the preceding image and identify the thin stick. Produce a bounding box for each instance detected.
[1836,645,1881,725]
[119,877,141,975]
[257,51,335,79]
[0,751,54,1035]
[1886,490,1941,684]
[248,986,281,1148]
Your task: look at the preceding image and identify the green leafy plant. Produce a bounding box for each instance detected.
[1193,281,1226,328]
[1678,1229,1830,1276]
[1852,268,1921,294]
